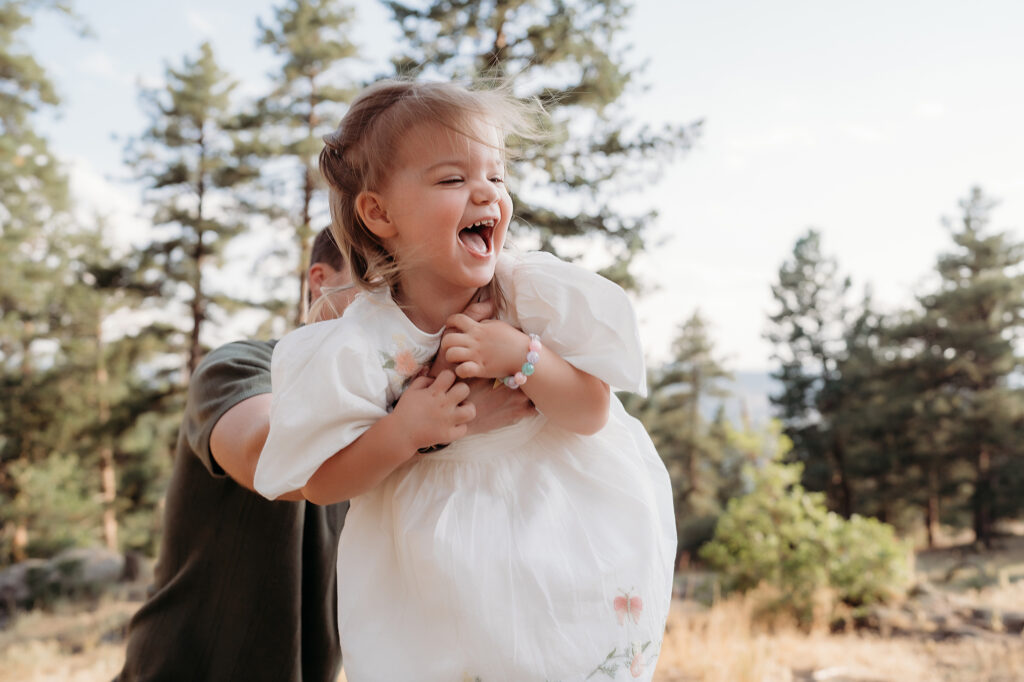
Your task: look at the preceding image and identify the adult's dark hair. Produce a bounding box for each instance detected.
[309,226,345,271]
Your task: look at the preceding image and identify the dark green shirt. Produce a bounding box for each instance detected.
[119,340,347,682]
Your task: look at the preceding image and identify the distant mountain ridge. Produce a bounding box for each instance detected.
[700,370,779,426]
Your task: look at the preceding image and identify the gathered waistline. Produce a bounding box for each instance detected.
[422,414,548,462]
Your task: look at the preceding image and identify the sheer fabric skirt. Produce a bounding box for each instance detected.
[336,398,675,681]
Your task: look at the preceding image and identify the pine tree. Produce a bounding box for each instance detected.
[251,0,360,325]
[384,0,699,285]
[765,229,855,515]
[73,232,181,554]
[895,189,1024,546]
[626,311,733,563]
[0,0,83,562]
[126,42,259,378]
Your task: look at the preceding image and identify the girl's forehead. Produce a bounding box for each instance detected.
[398,120,504,166]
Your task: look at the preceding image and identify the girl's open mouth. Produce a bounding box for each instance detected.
[458,219,496,256]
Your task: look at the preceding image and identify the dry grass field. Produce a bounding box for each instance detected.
[2,538,1023,682]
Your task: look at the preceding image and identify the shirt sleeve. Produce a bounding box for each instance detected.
[182,340,275,478]
[503,251,648,396]
[253,318,389,500]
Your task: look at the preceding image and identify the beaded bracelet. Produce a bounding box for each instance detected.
[501,333,542,390]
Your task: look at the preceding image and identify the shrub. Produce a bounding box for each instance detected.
[699,460,911,626]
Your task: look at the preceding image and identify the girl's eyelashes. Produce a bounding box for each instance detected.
[436,176,505,185]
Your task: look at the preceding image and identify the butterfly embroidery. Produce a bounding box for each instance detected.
[613,592,643,625]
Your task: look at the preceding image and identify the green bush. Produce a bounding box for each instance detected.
[699,459,911,626]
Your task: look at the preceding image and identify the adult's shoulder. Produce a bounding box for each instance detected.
[188,339,278,399]
[198,339,277,369]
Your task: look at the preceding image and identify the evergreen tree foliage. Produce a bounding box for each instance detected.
[888,189,1024,546]
[765,229,856,515]
[384,0,699,285]
[0,0,84,563]
[251,0,360,325]
[126,42,259,378]
[623,312,735,562]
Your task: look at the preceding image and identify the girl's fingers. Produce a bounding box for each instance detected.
[440,332,473,353]
[444,346,473,364]
[454,403,476,425]
[455,361,482,379]
[462,300,495,322]
[445,313,478,332]
[447,380,471,403]
[431,369,456,392]
[446,423,468,443]
[408,375,434,390]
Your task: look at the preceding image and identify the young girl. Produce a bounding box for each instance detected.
[254,80,675,681]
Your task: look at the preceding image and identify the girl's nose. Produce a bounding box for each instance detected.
[471,179,500,204]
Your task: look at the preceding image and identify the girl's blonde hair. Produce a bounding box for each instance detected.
[318,79,542,310]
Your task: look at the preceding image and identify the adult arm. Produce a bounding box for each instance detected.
[209,394,305,501]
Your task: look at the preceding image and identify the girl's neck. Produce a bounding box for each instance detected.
[394,280,478,333]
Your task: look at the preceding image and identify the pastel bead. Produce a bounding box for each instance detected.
[504,376,519,389]
[521,362,535,376]
[514,372,527,386]
[526,351,540,364]
[529,337,542,353]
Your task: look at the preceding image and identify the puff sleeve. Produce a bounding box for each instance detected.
[253,317,389,500]
[502,251,648,396]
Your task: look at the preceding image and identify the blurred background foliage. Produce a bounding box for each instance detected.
[1,1,1022,620]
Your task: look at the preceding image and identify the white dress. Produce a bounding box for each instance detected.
[255,251,676,682]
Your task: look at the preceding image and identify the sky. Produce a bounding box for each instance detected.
[23,0,1024,372]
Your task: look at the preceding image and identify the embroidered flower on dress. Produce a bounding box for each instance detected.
[629,642,645,677]
[393,349,420,376]
[379,335,428,399]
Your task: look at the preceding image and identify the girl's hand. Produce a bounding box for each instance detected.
[391,370,475,451]
[430,300,495,378]
[441,314,527,380]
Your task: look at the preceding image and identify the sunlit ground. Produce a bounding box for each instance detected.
[2,539,1023,682]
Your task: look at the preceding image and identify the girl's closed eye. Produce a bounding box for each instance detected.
[438,177,463,185]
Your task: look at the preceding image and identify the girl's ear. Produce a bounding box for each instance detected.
[355,191,397,239]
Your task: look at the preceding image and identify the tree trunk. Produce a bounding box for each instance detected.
[973,446,992,548]
[96,323,119,551]
[296,80,318,327]
[926,462,940,549]
[829,431,853,518]
[13,522,28,562]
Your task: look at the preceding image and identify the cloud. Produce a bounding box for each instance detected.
[916,101,946,118]
[841,124,883,142]
[66,156,151,254]
[185,9,214,37]
[77,50,134,87]
[725,127,817,153]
